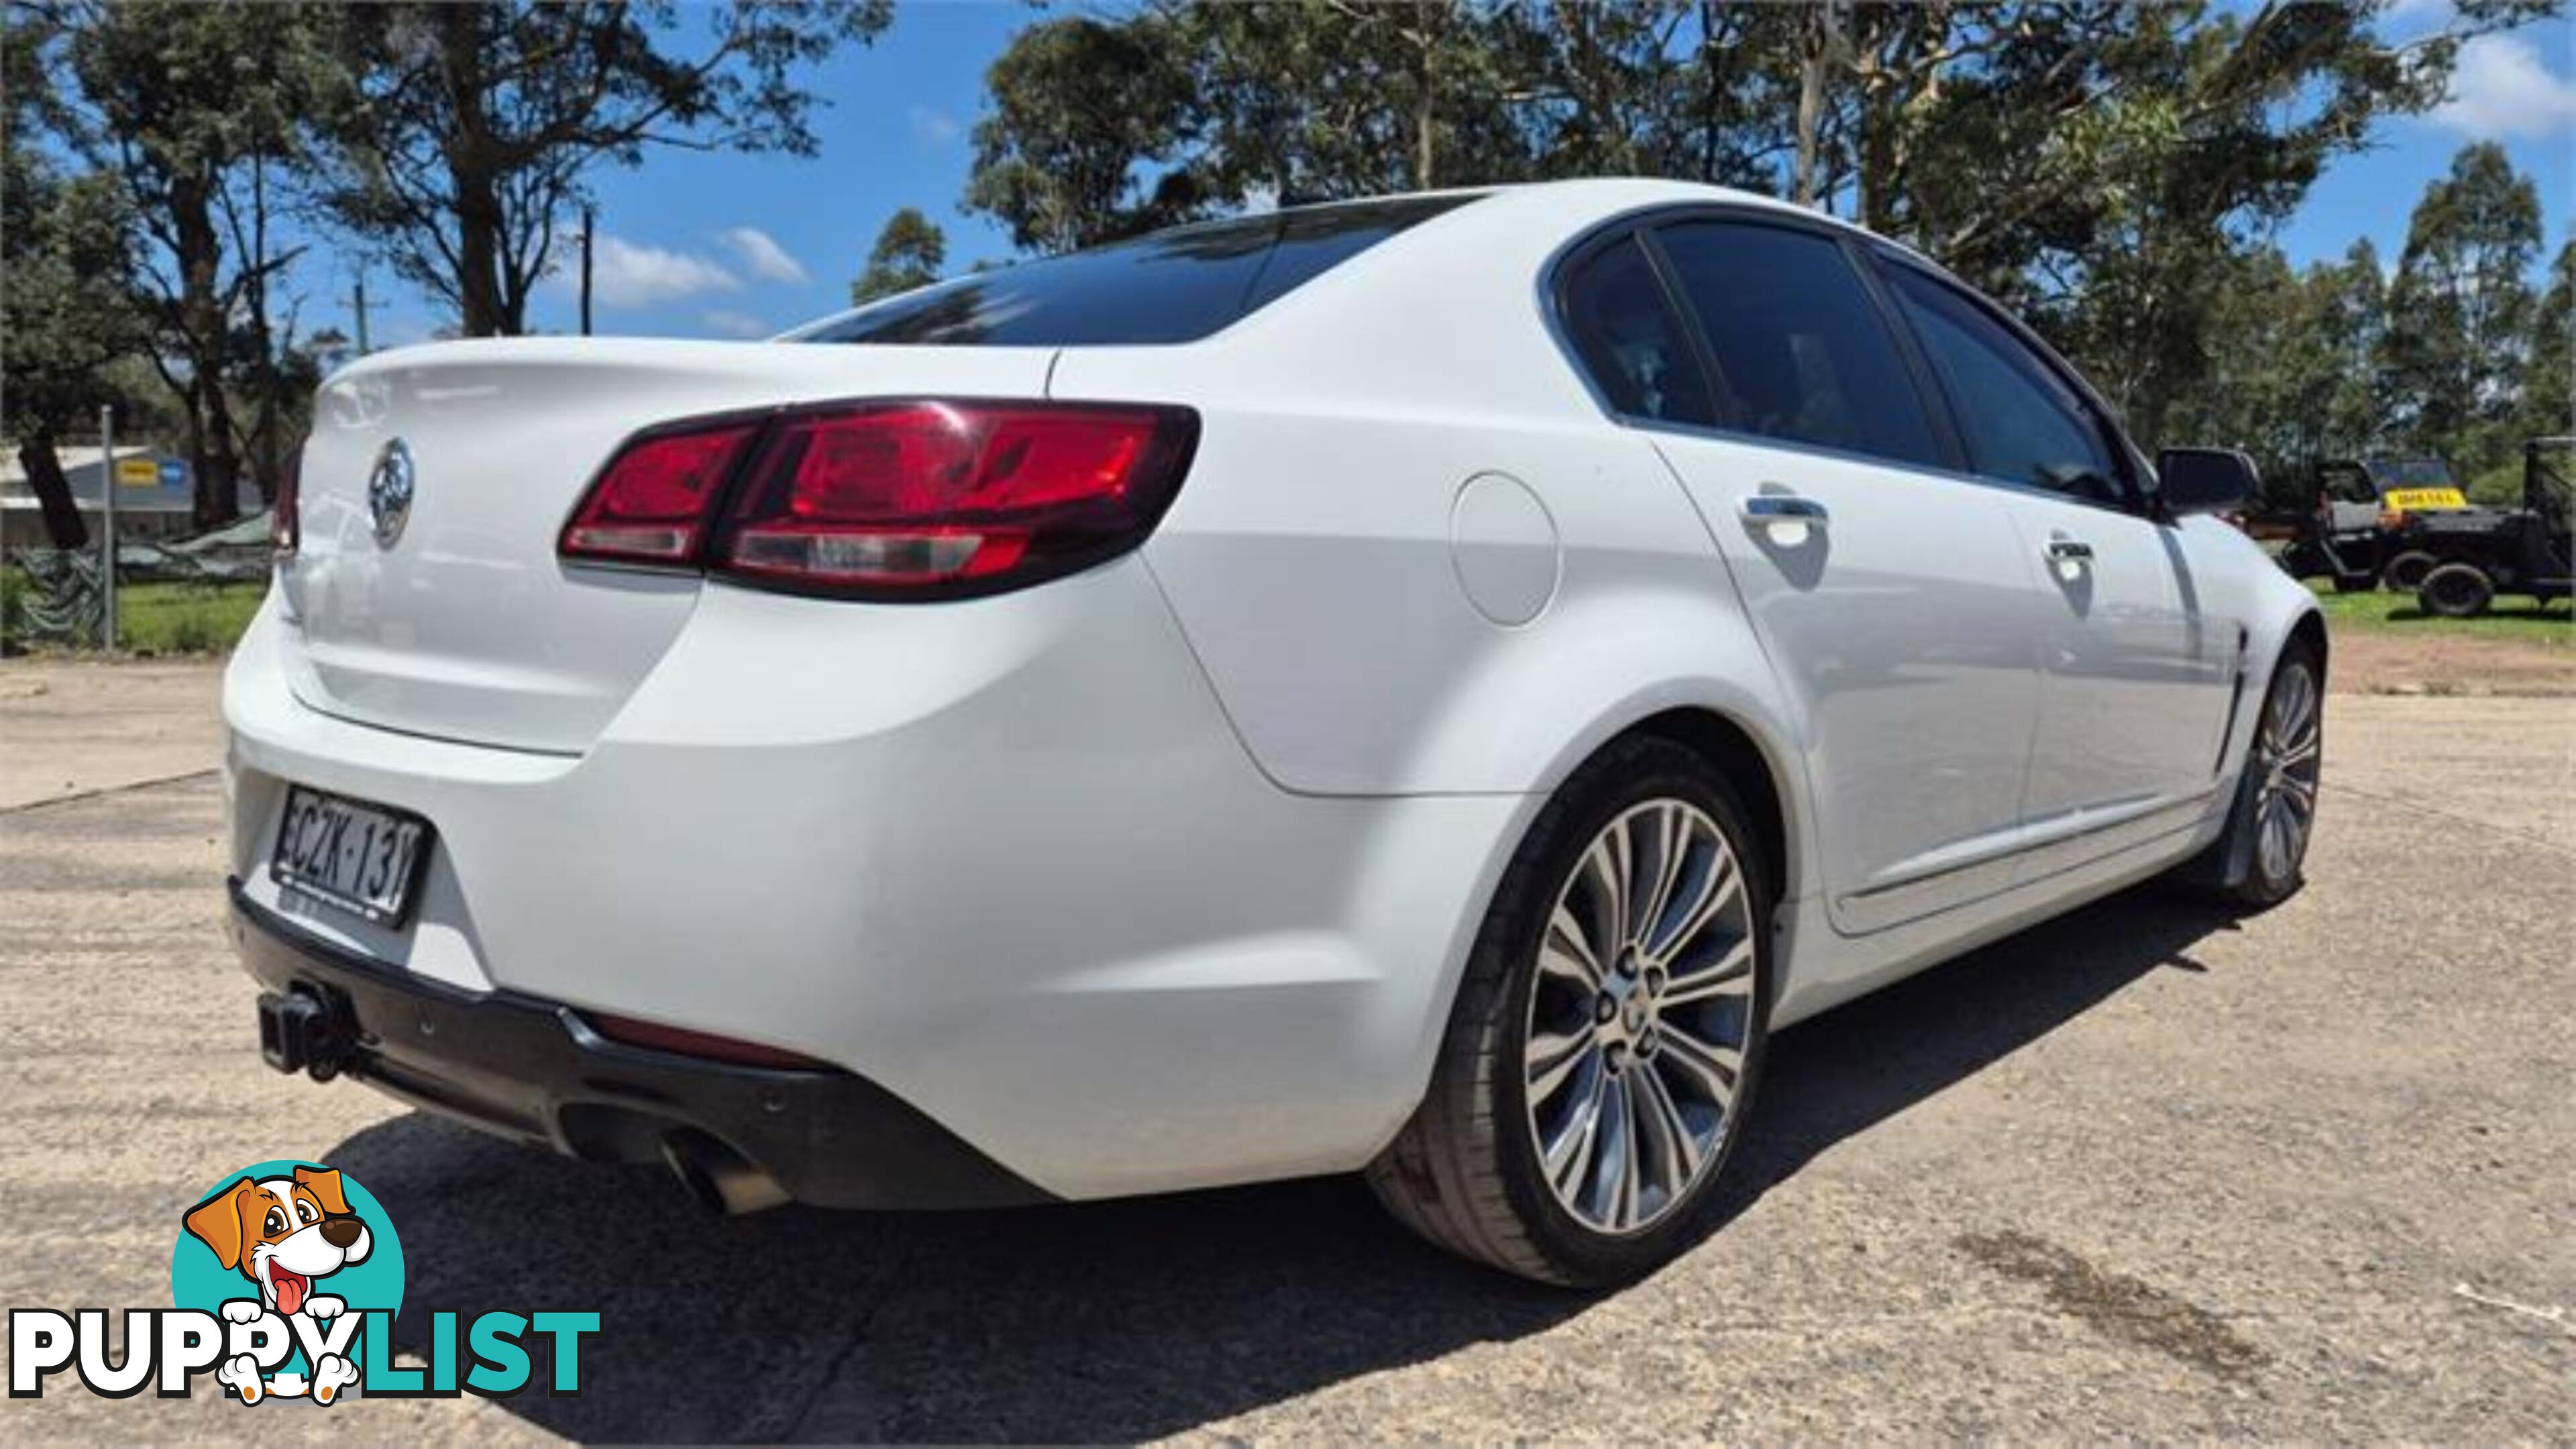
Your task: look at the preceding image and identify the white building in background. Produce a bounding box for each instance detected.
[0,445,210,549]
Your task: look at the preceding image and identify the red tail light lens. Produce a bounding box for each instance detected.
[558,398,1197,598]
[559,421,763,566]
[720,402,1196,594]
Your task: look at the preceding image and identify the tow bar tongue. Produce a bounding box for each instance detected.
[258,987,356,1081]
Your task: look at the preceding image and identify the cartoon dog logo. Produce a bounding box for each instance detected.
[182,1166,372,1403]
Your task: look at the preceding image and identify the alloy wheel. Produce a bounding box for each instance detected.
[1523,798,1756,1235]
[2253,659,2321,883]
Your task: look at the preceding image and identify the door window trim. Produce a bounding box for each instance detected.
[1537,201,2153,517]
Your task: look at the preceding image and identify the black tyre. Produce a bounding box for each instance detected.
[2380,550,2436,592]
[2198,642,2322,908]
[2418,563,2494,619]
[1368,736,1771,1286]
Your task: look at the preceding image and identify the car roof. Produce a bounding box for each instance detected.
[1357,177,1940,267]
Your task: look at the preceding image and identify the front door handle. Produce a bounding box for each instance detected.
[1740,494,1830,528]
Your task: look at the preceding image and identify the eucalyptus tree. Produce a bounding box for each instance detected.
[322,1,890,336]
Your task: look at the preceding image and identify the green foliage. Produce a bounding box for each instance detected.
[1,7,148,447]
[323,2,892,336]
[0,568,25,649]
[2305,580,2571,647]
[116,581,264,656]
[961,0,2560,475]
[851,207,948,304]
[60,0,343,525]
[2379,142,2543,477]
[2516,244,2575,444]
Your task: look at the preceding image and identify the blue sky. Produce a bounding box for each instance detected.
[347,1,2573,347]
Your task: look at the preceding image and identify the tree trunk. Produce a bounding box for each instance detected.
[17,435,89,551]
[438,5,512,336]
[245,157,281,508]
[171,174,243,528]
[1792,5,1831,209]
[1410,3,1440,191]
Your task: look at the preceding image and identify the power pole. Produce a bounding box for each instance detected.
[98,405,116,651]
[352,273,372,355]
[580,205,595,337]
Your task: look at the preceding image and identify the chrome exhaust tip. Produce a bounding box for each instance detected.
[660,1130,790,1216]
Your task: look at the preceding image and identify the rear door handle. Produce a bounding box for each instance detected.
[2045,537,2094,563]
[1740,494,1829,528]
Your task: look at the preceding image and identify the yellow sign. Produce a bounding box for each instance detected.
[2381,487,2467,513]
[114,457,159,488]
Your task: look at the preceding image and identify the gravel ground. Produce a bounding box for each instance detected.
[0,660,2569,1443]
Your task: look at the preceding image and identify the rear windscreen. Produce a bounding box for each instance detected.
[794,195,1481,347]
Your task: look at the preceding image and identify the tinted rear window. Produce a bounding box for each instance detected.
[797,195,1481,347]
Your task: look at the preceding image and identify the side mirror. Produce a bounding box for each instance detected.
[2155,447,2259,517]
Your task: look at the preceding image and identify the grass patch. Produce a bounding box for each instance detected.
[113,580,266,655]
[2306,580,2573,645]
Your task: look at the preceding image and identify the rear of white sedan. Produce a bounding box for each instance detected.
[225,191,1555,1218]
[224,178,2318,1287]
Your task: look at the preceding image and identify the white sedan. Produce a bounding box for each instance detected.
[225,178,2322,1285]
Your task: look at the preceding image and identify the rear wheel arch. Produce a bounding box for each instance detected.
[2286,608,2328,688]
[1597,706,1796,917]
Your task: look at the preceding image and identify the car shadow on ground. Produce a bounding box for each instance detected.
[328,886,2245,1443]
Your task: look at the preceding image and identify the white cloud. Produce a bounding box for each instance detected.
[578,234,741,309]
[2427,33,2576,141]
[699,308,772,339]
[2382,0,2453,32]
[719,226,811,285]
[908,105,963,145]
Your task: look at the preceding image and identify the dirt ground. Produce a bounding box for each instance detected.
[2328,627,2574,698]
[1,652,2569,1442]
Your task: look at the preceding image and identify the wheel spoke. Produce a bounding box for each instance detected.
[2280,773,2316,820]
[1662,935,1754,1006]
[1632,1063,1703,1201]
[2259,800,2292,879]
[1581,831,1632,957]
[2286,672,2316,729]
[1657,1028,1743,1110]
[1543,1062,1607,1191]
[1605,1075,1641,1228]
[1527,1026,1595,1104]
[1539,906,1605,991]
[1634,804,1688,949]
[1648,848,1740,963]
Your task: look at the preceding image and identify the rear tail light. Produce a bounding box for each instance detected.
[559,421,763,566]
[558,399,1196,599]
[272,445,302,557]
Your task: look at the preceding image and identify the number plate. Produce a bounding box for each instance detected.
[272,786,431,926]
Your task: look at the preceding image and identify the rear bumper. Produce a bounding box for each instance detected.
[222,566,1528,1199]
[229,879,1050,1209]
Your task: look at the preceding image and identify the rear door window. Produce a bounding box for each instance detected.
[794,196,1480,347]
[1558,235,1715,426]
[1652,221,1944,470]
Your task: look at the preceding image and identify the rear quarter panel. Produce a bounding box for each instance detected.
[1049,185,1819,898]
